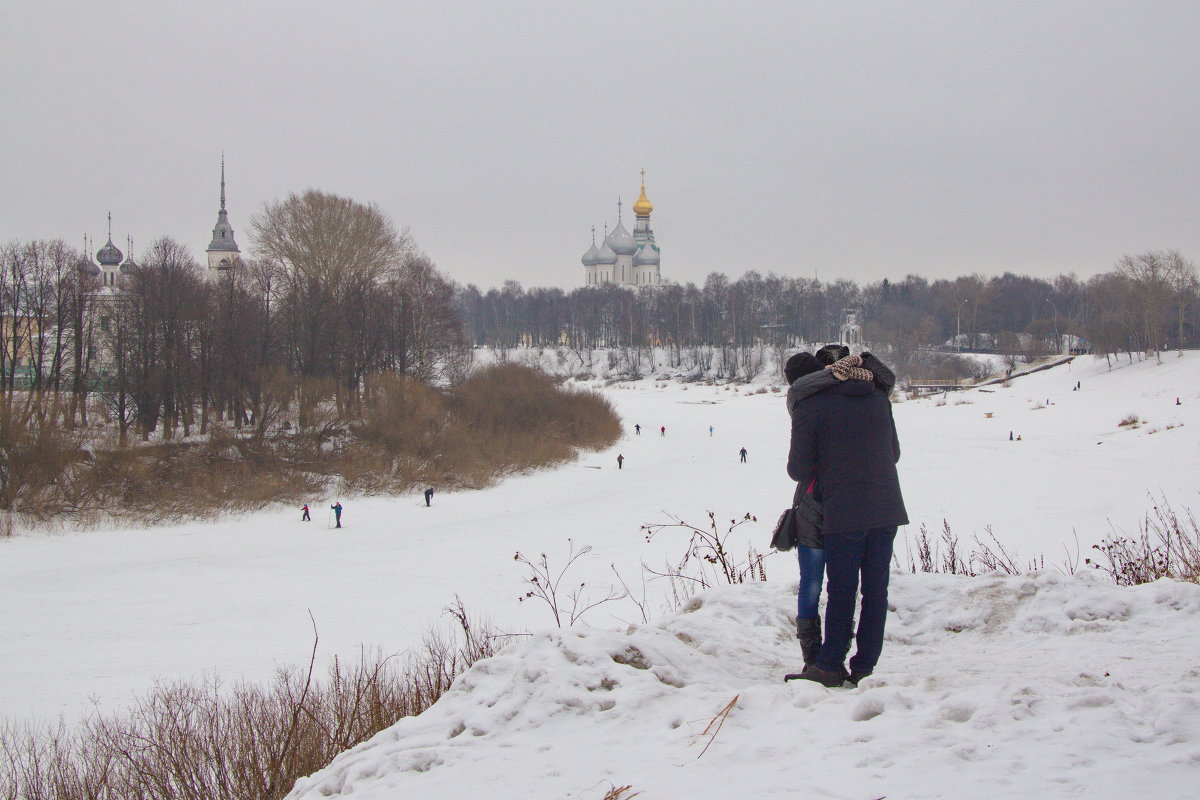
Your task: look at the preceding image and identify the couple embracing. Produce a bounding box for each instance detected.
[783,344,907,687]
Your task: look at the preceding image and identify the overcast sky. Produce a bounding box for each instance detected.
[4,1,1199,290]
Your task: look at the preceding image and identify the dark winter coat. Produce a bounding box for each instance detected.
[785,352,896,417]
[787,379,908,535]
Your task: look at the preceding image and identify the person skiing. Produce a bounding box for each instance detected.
[660,426,666,437]
[709,425,714,437]
[331,502,343,528]
[634,424,641,435]
[424,487,434,507]
[617,453,624,469]
[301,504,310,521]
[739,447,748,463]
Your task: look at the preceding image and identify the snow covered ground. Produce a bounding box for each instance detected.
[3,353,1199,798]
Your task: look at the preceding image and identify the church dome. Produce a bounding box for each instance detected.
[633,243,660,266]
[632,180,653,217]
[77,253,100,277]
[96,237,123,266]
[581,242,599,267]
[606,219,638,256]
[595,239,618,265]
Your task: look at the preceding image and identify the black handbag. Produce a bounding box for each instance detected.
[771,507,798,551]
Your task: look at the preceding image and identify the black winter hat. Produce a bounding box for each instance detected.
[784,352,822,384]
[816,343,850,366]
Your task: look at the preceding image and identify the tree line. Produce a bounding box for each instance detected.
[0,190,468,444]
[455,251,1200,363]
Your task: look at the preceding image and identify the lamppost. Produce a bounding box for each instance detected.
[1045,298,1060,354]
[956,299,969,351]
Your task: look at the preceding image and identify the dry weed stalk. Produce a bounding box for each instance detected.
[641,511,768,589]
[693,695,739,759]
[515,539,626,627]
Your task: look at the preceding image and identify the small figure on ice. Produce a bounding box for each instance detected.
[301,503,310,521]
[660,426,666,437]
[709,425,714,437]
[634,423,641,435]
[617,453,624,470]
[739,447,748,463]
[424,487,435,507]
[331,502,343,528]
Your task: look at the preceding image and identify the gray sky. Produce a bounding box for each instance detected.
[4,1,1199,290]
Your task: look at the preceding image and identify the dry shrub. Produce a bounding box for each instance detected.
[449,363,620,474]
[2,364,621,527]
[1087,497,1200,585]
[0,398,92,518]
[0,604,500,800]
[1118,413,1140,427]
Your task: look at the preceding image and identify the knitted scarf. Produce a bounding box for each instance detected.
[826,354,874,382]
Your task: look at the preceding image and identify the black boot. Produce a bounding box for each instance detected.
[795,617,822,666]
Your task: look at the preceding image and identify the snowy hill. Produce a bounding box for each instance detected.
[286,573,1200,800]
[2,353,1199,798]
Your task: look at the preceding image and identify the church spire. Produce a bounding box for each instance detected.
[207,156,240,271]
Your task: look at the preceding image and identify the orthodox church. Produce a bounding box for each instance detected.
[581,172,662,287]
[79,158,239,284]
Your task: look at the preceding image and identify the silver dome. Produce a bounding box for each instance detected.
[595,239,618,265]
[633,243,660,266]
[581,242,599,267]
[605,219,638,256]
[96,237,123,266]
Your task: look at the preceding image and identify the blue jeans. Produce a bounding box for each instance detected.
[796,544,825,620]
[815,527,897,675]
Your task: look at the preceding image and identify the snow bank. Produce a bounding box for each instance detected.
[287,571,1200,800]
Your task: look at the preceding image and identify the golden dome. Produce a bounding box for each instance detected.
[632,170,653,217]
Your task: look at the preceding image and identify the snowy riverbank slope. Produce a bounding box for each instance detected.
[286,572,1200,800]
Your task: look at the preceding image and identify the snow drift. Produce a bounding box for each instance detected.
[287,572,1200,800]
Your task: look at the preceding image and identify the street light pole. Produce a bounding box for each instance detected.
[956,299,969,351]
[1045,298,1060,354]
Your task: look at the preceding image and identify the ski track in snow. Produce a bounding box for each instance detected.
[2,353,1200,798]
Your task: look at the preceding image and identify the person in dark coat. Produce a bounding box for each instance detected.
[786,349,907,687]
[782,346,897,666]
[424,487,434,507]
[616,453,624,469]
[331,502,343,528]
[739,447,748,463]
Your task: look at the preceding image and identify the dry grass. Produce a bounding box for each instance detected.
[1087,497,1200,585]
[0,603,500,800]
[1,364,621,528]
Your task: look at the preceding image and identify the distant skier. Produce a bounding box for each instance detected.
[331,502,343,528]
[1177,397,1182,406]
[301,504,310,521]
[660,426,666,437]
[617,453,624,470]
[709,425,714,437]
[1009,431,1013,441]
[634,424,641,435]
[739,447,748,463]
[424,487,434,507]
